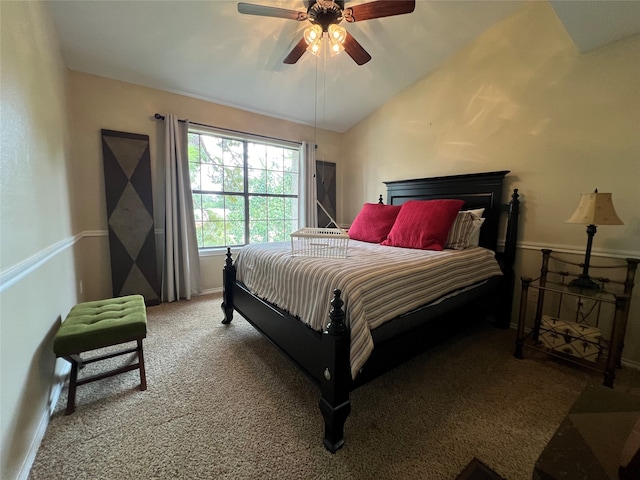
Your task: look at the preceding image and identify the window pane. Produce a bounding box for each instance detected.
[268,220,286,242]
[225,221,245,245]
[188,133,200,162]
[190,162,202,190]
[248,168,267,194]
[195,222,203,246]
[284,197,298,221]
[268,197,284,219]
[225,195,245,222]
[283,172,298,195]
[267,146,283,171]
[249,220,268,243]
[192,194,203,221]
[201,164,223,191]
[249,196,267,221]
[201,135,222,165]
[267,170,284,195]
[247,143,266,169]
[200,194,224,221]
[224,166,244,192]
[222,139,243,167]
[202,221,225,247]
[284,149,299,173]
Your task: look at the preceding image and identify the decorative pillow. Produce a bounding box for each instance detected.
[445,208,485,249]
[467,217,486,246]
[466,208,485,218]
[444,212,477,250]
[348,203,402,243]
[381,199,464,250]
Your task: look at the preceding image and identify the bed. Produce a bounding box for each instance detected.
[221,170,521,452]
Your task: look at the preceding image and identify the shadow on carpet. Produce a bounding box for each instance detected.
[456,457,506,480]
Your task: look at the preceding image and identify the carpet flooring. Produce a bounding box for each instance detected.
[29,293,640,479]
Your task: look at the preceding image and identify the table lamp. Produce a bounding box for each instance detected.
[565,189,624,290]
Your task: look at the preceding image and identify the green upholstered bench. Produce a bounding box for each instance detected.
[54,294,148,414]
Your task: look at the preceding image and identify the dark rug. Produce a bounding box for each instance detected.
[456,457,506,480]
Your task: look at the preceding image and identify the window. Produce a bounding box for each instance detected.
[188,129,300,249]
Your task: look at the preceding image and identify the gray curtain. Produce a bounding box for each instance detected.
[162,114,202,302]
[300,141,317,228]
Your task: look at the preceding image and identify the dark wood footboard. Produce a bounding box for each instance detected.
[221,171,521,452]
[221,257,352,452]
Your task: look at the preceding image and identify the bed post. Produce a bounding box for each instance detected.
[319,289,351,453]
[497,189,520,329]
[221,247,235,324]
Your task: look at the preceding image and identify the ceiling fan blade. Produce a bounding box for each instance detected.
[283,37,308,64]
[237,3,308,21]
[343,32,371,65]
[344,0,415,22]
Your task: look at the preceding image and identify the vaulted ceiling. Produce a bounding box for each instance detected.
[46,1,640,133]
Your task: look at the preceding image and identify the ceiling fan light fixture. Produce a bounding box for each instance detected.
[237,0,416,65]
[329,38,345,56]
[306,36,322,56]
[328,24,346,44]
[304,24,322,45]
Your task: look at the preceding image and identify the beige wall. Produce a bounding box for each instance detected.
[67,71,344,299]
[342,2,640,363]
[2,2,639,479]
[0,2,78,479]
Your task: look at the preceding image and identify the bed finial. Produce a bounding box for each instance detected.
[510,189,520,212]
[222,247,236,324]
[378,195,383,204]
[326,289,346,335]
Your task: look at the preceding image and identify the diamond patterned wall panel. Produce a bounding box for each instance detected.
[101,129,160,305]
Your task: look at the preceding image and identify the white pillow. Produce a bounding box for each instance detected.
[444,211,476,249]
[464,208,485,246]
[467,217,486,246]
[444,208,485,250]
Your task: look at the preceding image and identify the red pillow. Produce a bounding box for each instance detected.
[381,199,464,250]
[348,203,402,243]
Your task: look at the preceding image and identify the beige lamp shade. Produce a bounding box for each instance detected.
[565,191,624,226]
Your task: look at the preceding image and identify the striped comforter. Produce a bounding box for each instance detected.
[235,240,503,379]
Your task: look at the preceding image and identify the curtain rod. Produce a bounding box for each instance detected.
[153,113,302,146]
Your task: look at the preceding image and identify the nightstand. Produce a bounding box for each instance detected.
[514,249,638,387]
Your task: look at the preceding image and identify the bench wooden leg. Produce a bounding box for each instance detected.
[65,357,79,415]
[60,338,147,414]
[137,339,147,391]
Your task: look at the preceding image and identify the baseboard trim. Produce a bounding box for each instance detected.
[16,408,49,480]
[17,361,70,480]
[199,287,223,296]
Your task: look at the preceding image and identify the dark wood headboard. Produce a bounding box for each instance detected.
[384,170,511,253]
[384,171,520,327]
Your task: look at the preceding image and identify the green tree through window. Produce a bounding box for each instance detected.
[189,130,300,248]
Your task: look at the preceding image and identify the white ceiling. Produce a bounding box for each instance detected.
[46,0,640,133]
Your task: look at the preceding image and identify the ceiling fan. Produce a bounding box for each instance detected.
[237,0,416,65]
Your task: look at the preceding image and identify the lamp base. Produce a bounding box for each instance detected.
[568,275,601,291]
